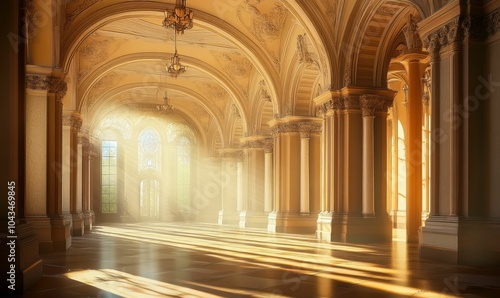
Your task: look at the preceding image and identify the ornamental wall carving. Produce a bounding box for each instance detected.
[220,150,242,159]
[26,74,67,100]
[423,9,500,53]
[63,113,83,130]
[359,94,393,116]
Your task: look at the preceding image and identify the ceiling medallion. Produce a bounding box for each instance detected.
[163,0,194,35]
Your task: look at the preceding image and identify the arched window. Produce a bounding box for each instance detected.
[176,136,191,210]
[101,140,118,213]
[138,128,161,218]
[139,128,161,171]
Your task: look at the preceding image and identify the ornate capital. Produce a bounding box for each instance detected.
[78,133,90,151]
[263,139,274,153]
[360,94,392,117]
[271,123,300,136]
[484,9,500,37]
[63,113,83,130]
[26,74,48,90]
[298,122,322,138]
[47,76,68,101]
[220,150,242,159]
[343,96,360,110]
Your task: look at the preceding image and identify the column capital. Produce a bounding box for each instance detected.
[240,135,273,150]
[63,112,83,130]
[359,94,393,117]
[299,122,322,138]
[219,148,242,159]
[26,74,68,101]
[268,116,322,136]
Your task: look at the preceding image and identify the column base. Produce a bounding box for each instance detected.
[239,211,268,229]
[50,215,72,252]
[316,212,333,242]
[83,211,94,232]
[420,216,500,266]
[331,214,392,243]
[218,210,239,225]
[71,212,85,236]
[26,216,55,253]
[267,212,317,234]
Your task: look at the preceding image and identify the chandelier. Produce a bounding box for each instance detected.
[163,0,194,34]
[166,30,186,77]
[154,89,174,115]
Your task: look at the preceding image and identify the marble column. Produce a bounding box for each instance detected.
[300,132,310,213]
[239,136,270,228]
[48,76,72,251]
[267,116,322,234]
[218,149,240,225]
[315,88,394,243]
[80,134,94,232]
[400,51,427,243]
[64,113,84,236]
[264,142,274,213]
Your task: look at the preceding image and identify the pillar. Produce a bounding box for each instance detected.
[361,109,375,216]
[401,51,427,243]
[419,1,500,265]
[315,88,394,243]
[80,134,94,232]
[267,116,322,234]
[239,136,270,228]
[65,113,84,236]
[264,142,274,213]
[218,149,240,225]
[300,132,310,213]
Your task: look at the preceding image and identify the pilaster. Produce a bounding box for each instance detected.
[25,72,71,252]
[419,1,500,265]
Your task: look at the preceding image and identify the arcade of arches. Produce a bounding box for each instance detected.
[1,0,500,293]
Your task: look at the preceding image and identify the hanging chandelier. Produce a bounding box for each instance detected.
[166,30,186,77]
[163,0,194,34]
[154,90,174,114]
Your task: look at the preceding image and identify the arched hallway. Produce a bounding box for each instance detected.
[25,222,500,297]
[2,0,500,295]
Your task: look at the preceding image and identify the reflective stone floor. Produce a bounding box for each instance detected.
[24,223,500,297]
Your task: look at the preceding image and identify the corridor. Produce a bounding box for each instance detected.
[24,223,500,297]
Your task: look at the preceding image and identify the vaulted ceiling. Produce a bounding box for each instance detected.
[54,0,442,154]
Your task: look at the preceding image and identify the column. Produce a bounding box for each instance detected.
[326,88,394,243]
[80,134,94,232]
[239,136,269,228]
[264,142,274,213]
[47,76,72,251]
[25,78,53,252]
[65,113,84,236]
[401,52,427,243]
[300,131,310,213]
[219,149,240,225]
[360,95,385,216]
[267,116,322,234]
[236,155,244,213]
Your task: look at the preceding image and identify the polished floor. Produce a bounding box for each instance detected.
[24,223,500,297]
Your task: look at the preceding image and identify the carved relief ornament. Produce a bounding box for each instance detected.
[26,74,67,100]
[359,94,393,117]
[63,113,83,130]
